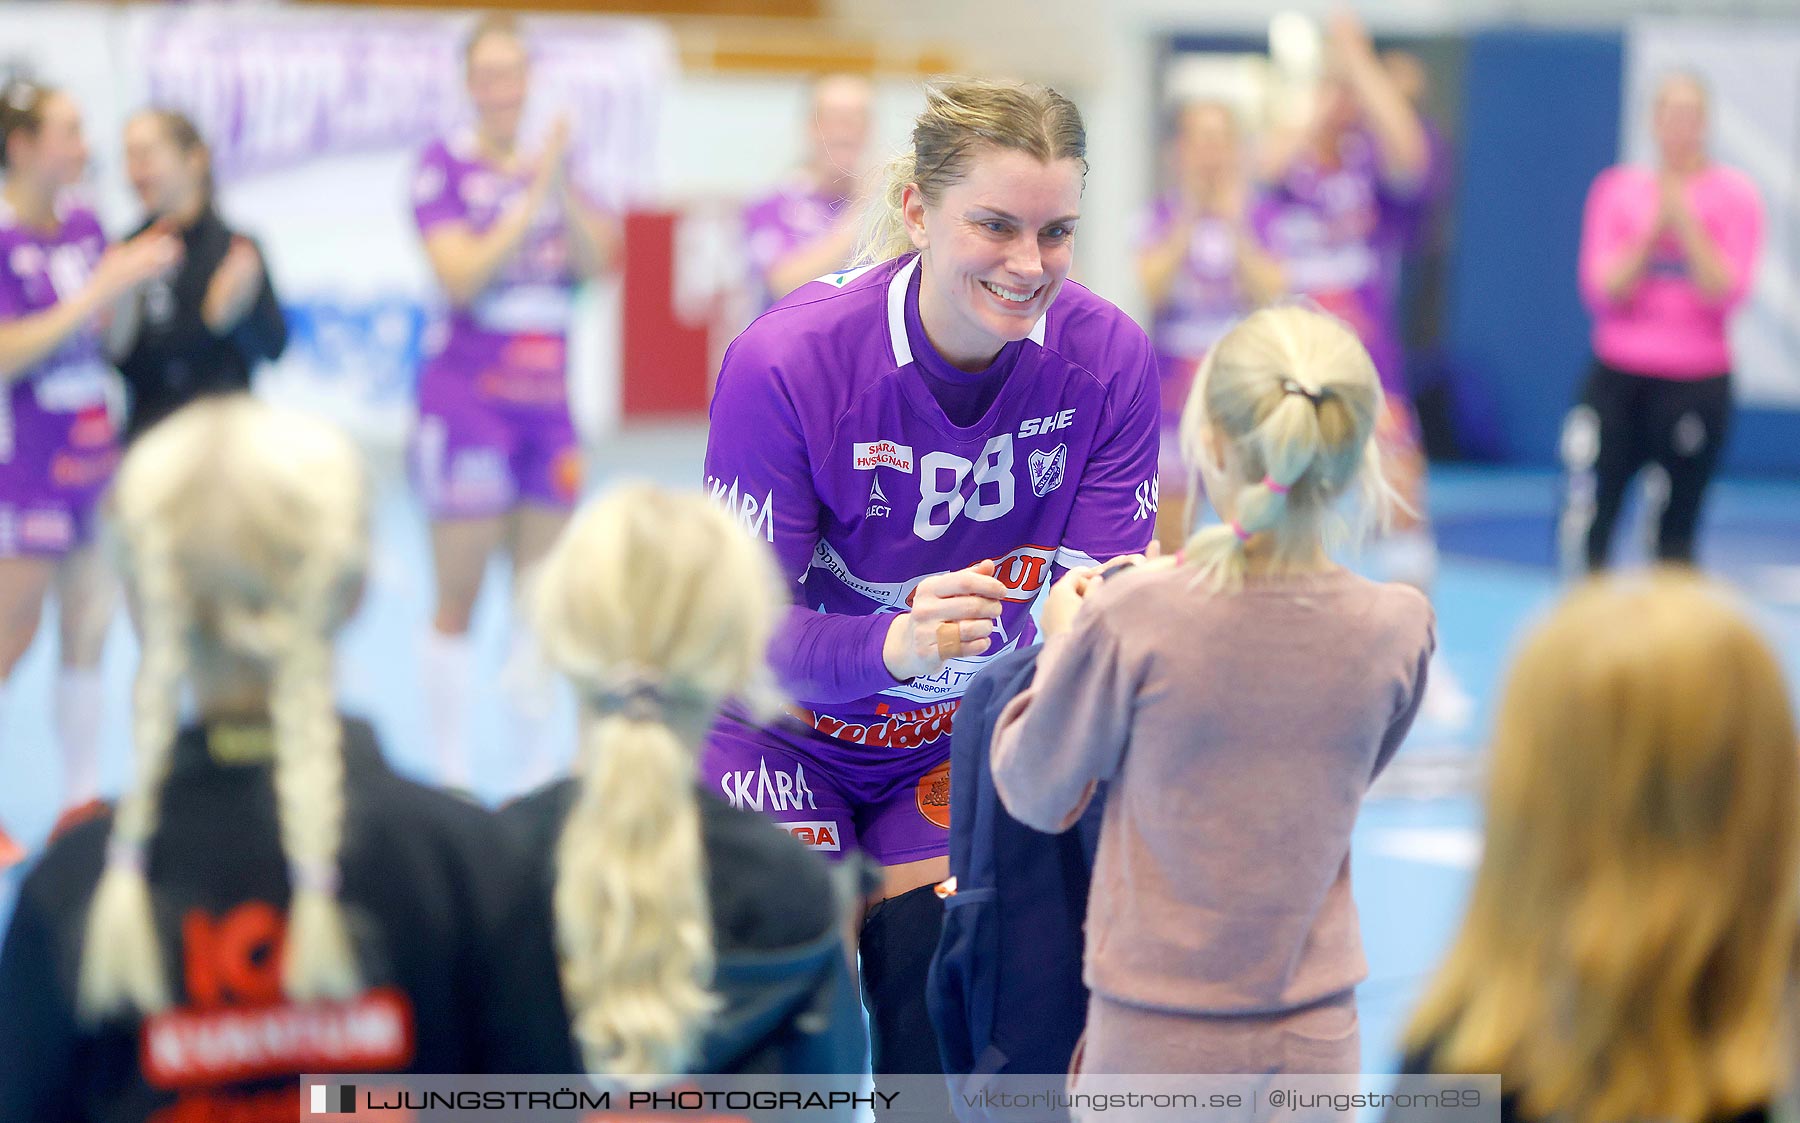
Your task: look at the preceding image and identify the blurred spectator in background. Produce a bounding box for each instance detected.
[1256,11,1470,728]
[1,79,181,856]
[743,74,873,310]
[1135,100,1283,555]
[409,14,619,796]
[1563,73,1762,573]
[114,109,287,444]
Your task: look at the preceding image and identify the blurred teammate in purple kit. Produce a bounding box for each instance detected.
[1136,100,1284,555]
[1256,12,1471,725]
[703,79,1159,1106]
[410,15,619,792]
[743,74,873,311]
[0,80,181,862]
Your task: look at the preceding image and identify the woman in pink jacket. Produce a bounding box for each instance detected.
[1564,72,1763,571]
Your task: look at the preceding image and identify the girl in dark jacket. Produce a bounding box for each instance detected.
[497,485,864,1082]
[0,396,518,1123]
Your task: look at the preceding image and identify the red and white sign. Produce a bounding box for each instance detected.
[853,440,915,473]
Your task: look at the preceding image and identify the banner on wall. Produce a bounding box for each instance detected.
[1625,19,1800,410]
[3,3,673,445]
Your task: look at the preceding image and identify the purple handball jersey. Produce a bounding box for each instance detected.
[1253,131,1423,397]
[742,179,849,311]
[704,254,1160,782]
[0,200,115,558]
[411,134,581,395]
[1136,196,1256,365]
[410,134,592,514]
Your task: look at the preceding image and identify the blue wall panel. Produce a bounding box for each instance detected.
[1445,28,1625,468]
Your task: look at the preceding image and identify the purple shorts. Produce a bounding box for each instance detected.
[0,388,117,559]
[411,332,582,519]
[702,711,951,866]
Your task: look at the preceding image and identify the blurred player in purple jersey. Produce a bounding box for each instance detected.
[1135,100,1284,555]
[1255,12,1471,726]
[743,74,873,311]
[410,15,619,792]
[0,80,181,859]
[703,79,1158,1108]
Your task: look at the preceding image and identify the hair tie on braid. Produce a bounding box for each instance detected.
[1230,521,1253,543]
[1264,476,1291,496]
[289,859,341,897]
[106,838,146,875]
[591,672,671,722]
[1280,377,1325,406]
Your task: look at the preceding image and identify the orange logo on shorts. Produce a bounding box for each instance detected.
[551,448,583,502]
[915,761,951,830]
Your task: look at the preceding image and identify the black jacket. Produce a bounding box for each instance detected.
[116,207,286,442]
[0,719,516,1123]
[493,780,866,1077]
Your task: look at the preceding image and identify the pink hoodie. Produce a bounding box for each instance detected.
[1578,164,1763,379]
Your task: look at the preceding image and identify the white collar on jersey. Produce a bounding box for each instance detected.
[886,254,1048,368]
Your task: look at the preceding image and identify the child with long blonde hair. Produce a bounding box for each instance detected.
[498,485,862,1082]
[993,305,1434,1078]
[0,396,516,1120]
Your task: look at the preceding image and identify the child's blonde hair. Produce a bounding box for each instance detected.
[1406,571,1800,1123]
[531,484,785,1082]
[80,396,370,1022]
[1179,305,1389,591]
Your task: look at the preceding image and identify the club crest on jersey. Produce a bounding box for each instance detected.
[1028,444,1067,497]
[853,440,914,474]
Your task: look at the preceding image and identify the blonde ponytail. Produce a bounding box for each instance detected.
[1179,305,1389,593]
[853,152,921,268]
[555,706,716,1079]
[534,485,786,1083]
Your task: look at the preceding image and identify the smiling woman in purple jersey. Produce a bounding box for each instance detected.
[702,78,1159,1108]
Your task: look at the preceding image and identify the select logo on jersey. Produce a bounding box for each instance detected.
[866,476,892,518]
[853,440,915,473]
[1134,475,1161,522]
[1017,409,1076,439]
[916,761,951,830]
[785,821,843,852]
[1028,443,1067,497]
[719,757,818,813]
[705,475,776,543]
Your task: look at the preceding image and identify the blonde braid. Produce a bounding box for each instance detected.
[77,529,188,1021]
